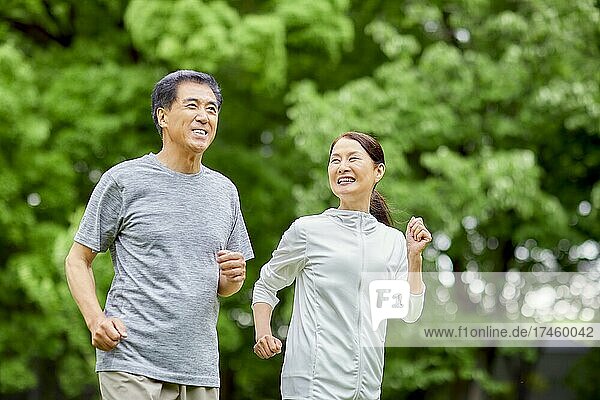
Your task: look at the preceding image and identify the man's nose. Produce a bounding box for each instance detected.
[195,110,209,123]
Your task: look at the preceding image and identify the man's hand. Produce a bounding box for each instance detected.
[217,250,246,296]
[90,315,128,351]
[254,334,282,359]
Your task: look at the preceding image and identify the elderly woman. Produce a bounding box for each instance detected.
[252,131,431,400]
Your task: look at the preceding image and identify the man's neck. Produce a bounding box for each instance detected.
[156,149,203,174]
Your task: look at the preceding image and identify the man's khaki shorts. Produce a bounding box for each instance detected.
[99,371,219,400]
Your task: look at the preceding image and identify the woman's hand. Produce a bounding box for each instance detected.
[254,334,282,359]
[406,216,432,256]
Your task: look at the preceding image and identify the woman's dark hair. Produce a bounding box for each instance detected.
[151,70,222,136]
[329,131,393,226]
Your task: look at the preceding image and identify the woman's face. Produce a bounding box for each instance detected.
[328,137,385,209]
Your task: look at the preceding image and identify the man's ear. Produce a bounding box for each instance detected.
[156,108,168,128]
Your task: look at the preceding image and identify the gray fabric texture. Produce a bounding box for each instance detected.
[253,208,424,400]
[75,153,254,387]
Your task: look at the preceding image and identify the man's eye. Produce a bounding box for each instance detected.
[186,104,197,109]
[349,157,360,161]
[207,106,217,113]
[330,159,340,164]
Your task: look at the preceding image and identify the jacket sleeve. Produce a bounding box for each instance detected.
[393,230,426,323]
[252,221,307,308]
[403,291,425,323]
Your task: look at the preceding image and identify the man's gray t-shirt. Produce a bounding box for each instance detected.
[75,153,254,387]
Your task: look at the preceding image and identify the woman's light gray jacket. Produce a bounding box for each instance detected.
[252,208,425,400]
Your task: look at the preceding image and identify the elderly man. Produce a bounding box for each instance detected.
[65,70,253,400]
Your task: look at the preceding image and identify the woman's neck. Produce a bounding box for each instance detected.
[338,198,370,213]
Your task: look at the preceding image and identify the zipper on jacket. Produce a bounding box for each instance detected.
[353,214,366,400]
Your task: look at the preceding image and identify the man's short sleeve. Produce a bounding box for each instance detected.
[74,171,123,253]
[226,193,254,261]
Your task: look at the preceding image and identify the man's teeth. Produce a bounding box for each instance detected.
[338,177,355,184]
[192,129,208,136]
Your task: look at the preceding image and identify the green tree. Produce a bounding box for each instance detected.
[0,0,598,399]
[284,0,599,398]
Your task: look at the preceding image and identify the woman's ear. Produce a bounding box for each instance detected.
[375,163,385,183]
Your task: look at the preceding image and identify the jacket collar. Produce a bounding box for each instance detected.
[323,208,379,233]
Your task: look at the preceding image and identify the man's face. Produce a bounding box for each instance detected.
[157,81,219,156]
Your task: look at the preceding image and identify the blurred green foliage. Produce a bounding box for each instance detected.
[0,0,598,399]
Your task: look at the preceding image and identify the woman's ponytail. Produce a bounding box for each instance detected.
[370,189,393,227]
